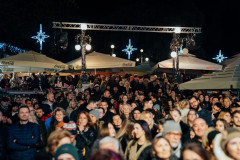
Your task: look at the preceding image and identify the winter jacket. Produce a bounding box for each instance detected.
[125,140,152,160]
[75,126,96,160]
[7,122,40,160]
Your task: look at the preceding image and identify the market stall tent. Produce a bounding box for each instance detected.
[153,49,222,71]
[67,51,136,69]
[223,53,240,68]
[0,50,69,72]
[179,65,240,90]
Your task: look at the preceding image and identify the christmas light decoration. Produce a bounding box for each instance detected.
[31,24,49,51]
[213,50,227,63]
[122,39,137,59]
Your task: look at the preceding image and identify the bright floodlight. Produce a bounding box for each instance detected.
[175,27,181,33]
[81,24,88,30]
[112,54,116,57]
[171,51,177,58]
[136,58,139,62]
[75,44,81,51]
[86,44,92,51]
[111,44,115,49]
[145,57,149,61]
[140,49,144,53]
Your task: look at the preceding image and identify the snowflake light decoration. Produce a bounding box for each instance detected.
[31,24,49,51]
[122,39,137,59]
[213,50,227,63]
[0,43,27,53]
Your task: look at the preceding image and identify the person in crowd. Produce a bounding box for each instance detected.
[99,100,114,123]
[120,104,132,121]
[189,96,212,126]
[116,119,135,153]
[132,106,142,121]
[169,108,190,143]
[125,120,152,160]
[112,114,123,133]
[222,97,232,110]
[91,122,116,155]
[186,109,198,127]
[66,101,78,117]
[7,106,40,160]
[218,110,232,126]
[178,99,190,124]
[213,127,240,160]
[47,108,66,137]
[215,118,228,132]
[232,110,240,129]
[230,102,240,113]
[10,72,20,90]
[140,110,158,137]
[0,110,10,160]
[211,102,222,121]
[190,118,209,144]
[75,111,96,159]
[55,144,79,160]
[140,136,178,160]
[90,149,124,160]
[99,136,121,153]
[5,102,19,124]
[162,120,182,159]
[201,127,220,160]
[0,97,9,116]
[89,109,103,132]
[181,142,209,160]
[44,130,72,160]
[42,92,58,115]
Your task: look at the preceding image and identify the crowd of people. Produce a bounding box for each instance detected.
[0,71,240,160]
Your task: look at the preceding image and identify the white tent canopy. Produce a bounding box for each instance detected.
[153,49,222,71]
[179,65,240,90]
[0,50,69,72]
[223,53,240,68]
[67,51,136,69]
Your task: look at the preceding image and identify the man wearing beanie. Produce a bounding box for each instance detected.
[55,144,79,160]
[162,120,182,159]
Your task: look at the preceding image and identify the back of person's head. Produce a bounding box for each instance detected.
[98,122,111,138]
[116,119,135,139]
[99,136,120,153]
[46,130,72,156]
[89,149,124,160]
[55,144,79,160]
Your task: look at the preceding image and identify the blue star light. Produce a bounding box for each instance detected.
[213,50,227,63]
[122,39,137,59]
[31,24,49,51]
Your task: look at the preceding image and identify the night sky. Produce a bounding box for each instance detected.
[0,0,239,64]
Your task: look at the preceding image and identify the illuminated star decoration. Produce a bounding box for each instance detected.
[122,39,137,59]
[31,24,49,51]
[213,50,227,63]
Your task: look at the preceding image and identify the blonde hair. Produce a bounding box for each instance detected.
[116,119,134,139]
[179,99,190,110]
[140,111,154,129]
[28,113,39,124]
[46,130,72,156]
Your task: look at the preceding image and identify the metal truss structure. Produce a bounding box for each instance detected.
[52,22,201,34]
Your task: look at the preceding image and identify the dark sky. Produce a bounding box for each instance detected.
[0,0,239,63]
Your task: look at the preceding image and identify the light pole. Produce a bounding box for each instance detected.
[170,27,181,82]
[111,44,116,57]
[140,49,144,63]
[75,24,92,82]
[171,51,177,80]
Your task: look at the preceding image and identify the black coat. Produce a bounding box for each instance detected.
[75,127,96,160]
